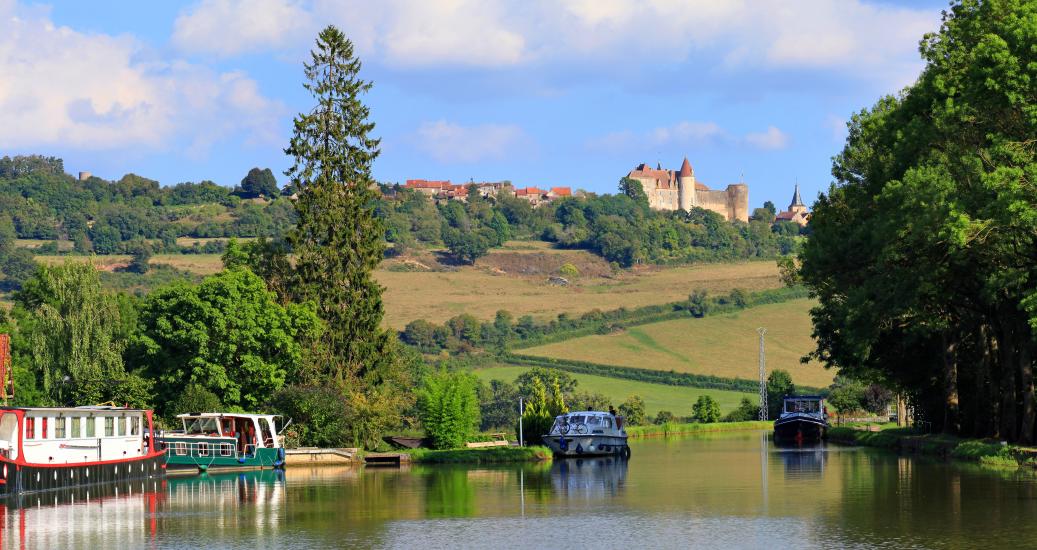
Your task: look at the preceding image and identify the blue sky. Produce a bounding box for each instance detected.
[1,0,948,208]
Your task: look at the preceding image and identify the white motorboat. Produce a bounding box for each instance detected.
[542,411,630,458]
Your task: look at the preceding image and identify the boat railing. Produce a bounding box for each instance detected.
[167,440,260,460]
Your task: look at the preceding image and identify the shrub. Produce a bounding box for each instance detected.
[168,384,221,417]
[559,263,580,277]
[654,410,676,425]
[723,397,759,422]
[418,369,481,449]
[618,395,646,426]
[692,395,721,423]
[270,385,349,448]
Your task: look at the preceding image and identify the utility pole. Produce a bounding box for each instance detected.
[758,327,768,421]
[518,397,524,447]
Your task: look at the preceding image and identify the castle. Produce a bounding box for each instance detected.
[626,157,748,222]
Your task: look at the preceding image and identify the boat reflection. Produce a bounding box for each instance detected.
[0,478,166,550]
[551,456,628,498]
[772,442,827,479]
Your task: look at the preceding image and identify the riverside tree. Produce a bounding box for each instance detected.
[418,369,481,449]
[800,0,1037,441]
[281,25,411,447]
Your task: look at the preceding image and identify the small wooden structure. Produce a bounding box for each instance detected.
[284,448,359,466]
[363,453,410,467]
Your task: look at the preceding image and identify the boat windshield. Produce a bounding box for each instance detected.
[786,400,821,413]
[183,417,221,435]
[568,415,585,425]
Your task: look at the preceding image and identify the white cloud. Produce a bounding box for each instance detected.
[172,0,313,57]
[587,121,787,151]
[744,126,789,150]
[0,2,284,152]
[178,0,939,89]
[413,120,527,163]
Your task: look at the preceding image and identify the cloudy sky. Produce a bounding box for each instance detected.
[1,0,946,207]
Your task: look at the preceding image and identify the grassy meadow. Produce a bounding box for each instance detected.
[520,299,833,388]
[377,252,781,328]
[473,364,754,417]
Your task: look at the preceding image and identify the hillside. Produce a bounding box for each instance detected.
[378,247,781,328]
[520,299,831,388]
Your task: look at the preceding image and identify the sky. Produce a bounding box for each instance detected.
[0,0,950,208]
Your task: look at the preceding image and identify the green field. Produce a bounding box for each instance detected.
[473,364,755,417]
[521,299,833,388]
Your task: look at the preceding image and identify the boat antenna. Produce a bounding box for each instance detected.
[0,334,11,405]
[757,327,767,421]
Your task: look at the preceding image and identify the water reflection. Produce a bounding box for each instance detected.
[772,442,827,479]
[4,434,1037,547]
[551,457,628,499]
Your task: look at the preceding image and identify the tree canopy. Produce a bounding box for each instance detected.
[800,0,1037,441]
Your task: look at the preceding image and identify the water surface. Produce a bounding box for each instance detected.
[5,431,1037,549]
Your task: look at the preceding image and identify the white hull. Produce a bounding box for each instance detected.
[542,434,628,457]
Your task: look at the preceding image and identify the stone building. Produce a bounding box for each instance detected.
[626,157,749,222]
[774,184,809,226]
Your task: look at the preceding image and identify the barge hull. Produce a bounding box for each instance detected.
[0,452,166,497]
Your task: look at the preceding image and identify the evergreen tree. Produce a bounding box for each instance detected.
[283,25,407,447]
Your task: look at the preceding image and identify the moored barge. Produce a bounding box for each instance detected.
[159,412,286,474]
[773,395,829,443]
[0,406,166,496]
[542,411,630,458]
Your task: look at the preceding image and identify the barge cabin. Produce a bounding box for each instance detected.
[159,412,285,474]
[0,406,166,495]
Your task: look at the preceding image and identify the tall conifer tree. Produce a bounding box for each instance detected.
[284,26,404,444]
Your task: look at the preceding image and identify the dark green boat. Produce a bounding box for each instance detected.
[158,413,286,474]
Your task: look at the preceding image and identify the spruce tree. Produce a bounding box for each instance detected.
[284,26,405,444]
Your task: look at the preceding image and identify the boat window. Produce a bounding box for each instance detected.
[55,418,66,439]
[569,415,585,425]
[24,417,35,440]
[198,442,209,456]
[41,417,48,439]
[118,417,127,436]
[603,417,612,429]
[105,417,114,437]
[71,417,81,438]
[221,443,233,457]
[585,416,602,426]
[184,417,220,435]
[174,442,187,456]
[86,417,96,438]
[130,417,140,436]
[259,418,274,448]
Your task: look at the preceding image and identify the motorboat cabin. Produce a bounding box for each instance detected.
[159,413,285,473]
[0,406,166,495]
[773,395,829,443]
[542,411,630,458]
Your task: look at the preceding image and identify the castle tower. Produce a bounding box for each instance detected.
[677,157,695,211]
[789,184,807,214]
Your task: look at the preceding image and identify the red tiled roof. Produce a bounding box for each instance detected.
[516,187,545,196]
[405,179,451,189]
[775,211,796,220]
[550,187,572,197]
[695,182,709,191]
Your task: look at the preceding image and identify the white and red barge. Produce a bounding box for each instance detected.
[0,406,166,495]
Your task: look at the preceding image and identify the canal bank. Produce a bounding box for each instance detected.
[627,420,772,438]
[828,426,1037,468]
[407,445,552,464]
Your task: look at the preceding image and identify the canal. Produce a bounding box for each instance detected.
[5,430,1037,548]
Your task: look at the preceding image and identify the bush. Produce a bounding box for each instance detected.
[654,410,677,425]
[618,395,646,426]
[270,385,349,448]
[418,369,481,449]
[692,395,721,423]
[723,397,759,422]
[558,263,580,277]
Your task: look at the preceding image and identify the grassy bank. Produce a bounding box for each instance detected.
[408,445,552,464]
[473,364,753,416]
[829,427,1034,468]
[627,420,772,438]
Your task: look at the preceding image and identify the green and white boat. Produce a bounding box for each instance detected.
[159,412,286,474]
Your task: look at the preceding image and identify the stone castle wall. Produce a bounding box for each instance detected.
[696,185,748,222]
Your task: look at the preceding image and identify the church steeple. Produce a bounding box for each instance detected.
[790,184,804,208]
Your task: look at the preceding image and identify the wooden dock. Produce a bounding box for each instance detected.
[284,448,360,466]
[363,453,411,467]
